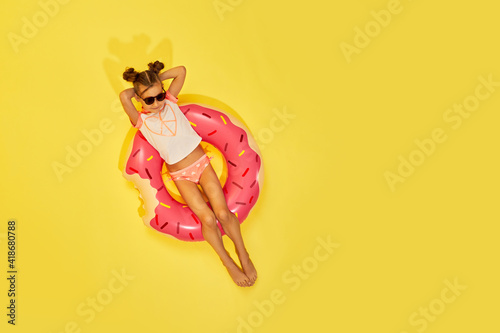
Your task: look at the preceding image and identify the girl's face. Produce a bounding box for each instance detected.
[136,81,166,113]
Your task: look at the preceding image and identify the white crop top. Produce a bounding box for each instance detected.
[134,90,202,165]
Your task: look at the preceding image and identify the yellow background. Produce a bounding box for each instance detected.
[1,0,499,332]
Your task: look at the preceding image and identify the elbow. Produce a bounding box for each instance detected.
[179,66,186,76]
[119,89,129,98]
[119,89,135,101]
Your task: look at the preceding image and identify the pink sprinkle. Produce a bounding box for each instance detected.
[242,168,249,177]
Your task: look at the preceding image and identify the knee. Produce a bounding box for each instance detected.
[215,209,233,226]
[200,213,218,229]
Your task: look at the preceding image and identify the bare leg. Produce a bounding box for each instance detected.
[216,209,258,285]
[173,178,251,287]
[199,164,258,285]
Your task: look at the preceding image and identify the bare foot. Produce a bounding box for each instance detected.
[239,255,257,285]
[224,261,251,287]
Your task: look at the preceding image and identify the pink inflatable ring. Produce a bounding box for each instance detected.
[122,103,263,241]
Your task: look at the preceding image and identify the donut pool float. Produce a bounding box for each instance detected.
[121,102,263,241]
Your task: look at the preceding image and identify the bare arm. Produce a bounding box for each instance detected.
[159,66,186,98]
[119,88,139,126]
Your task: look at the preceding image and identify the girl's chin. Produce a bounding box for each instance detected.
[146,106,161,113]
[148,102,166,112]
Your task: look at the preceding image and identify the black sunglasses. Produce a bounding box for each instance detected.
[140,88,166,105]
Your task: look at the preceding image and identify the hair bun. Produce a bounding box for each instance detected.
[123,67,139,82]
[148,60,165,74]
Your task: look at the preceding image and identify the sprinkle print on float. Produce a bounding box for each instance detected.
[121,103,263,242]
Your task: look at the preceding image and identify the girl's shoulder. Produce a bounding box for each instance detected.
[166,90,179,104]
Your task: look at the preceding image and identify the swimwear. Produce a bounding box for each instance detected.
[134,90,202,165]
[166,154,214,184]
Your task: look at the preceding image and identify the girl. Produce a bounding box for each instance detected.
[119,61,257,287]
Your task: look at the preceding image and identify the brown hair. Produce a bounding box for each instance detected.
[123,60,165,96]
